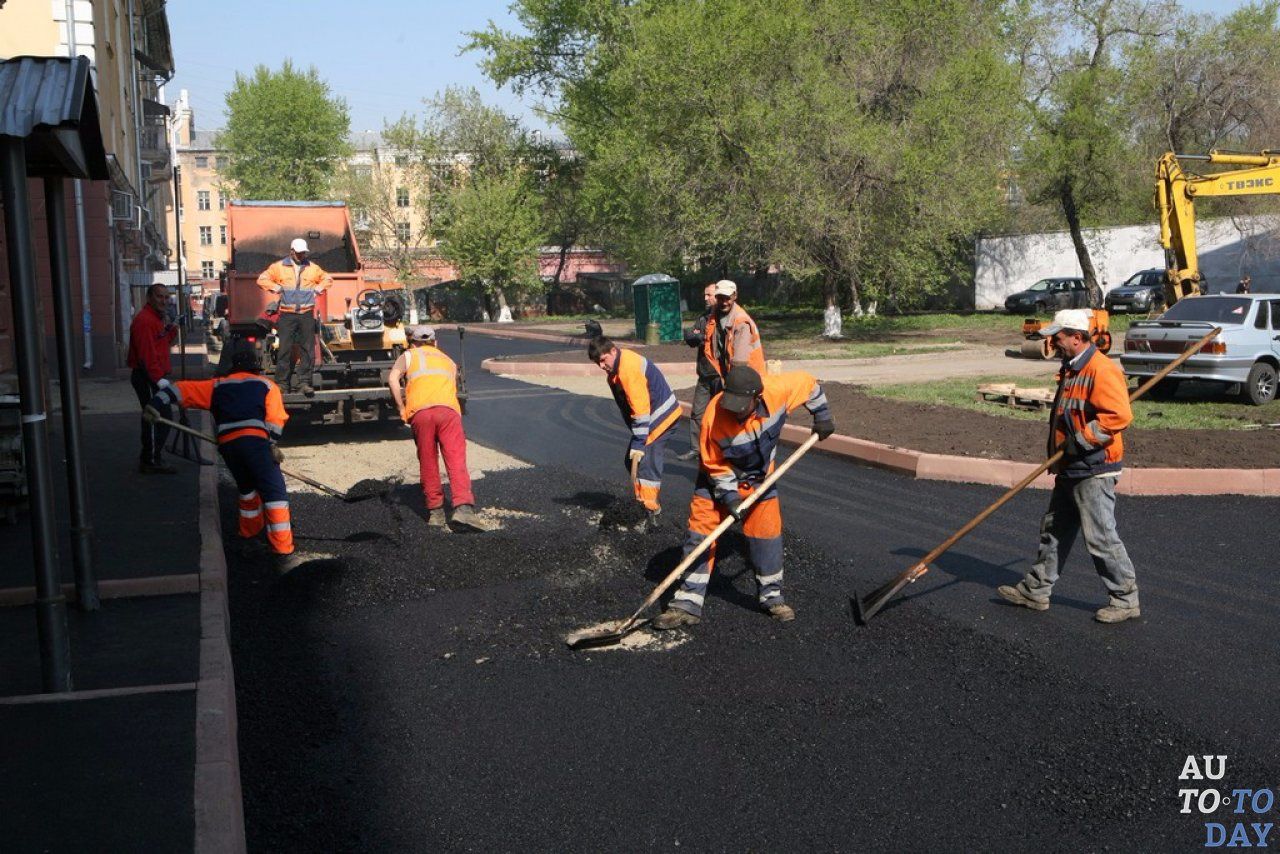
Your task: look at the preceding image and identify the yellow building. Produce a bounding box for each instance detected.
[0,0,175,372]
[170,90,231,284]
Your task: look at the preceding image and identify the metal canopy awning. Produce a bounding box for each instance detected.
[0,56,108,180]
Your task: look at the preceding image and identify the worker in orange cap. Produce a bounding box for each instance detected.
[589,336,682,530]
[145,340,310,573]
[653,364,835,629]
[389,325,482,530]
[257,237,333,396]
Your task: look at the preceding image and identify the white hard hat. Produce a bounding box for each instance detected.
[713,279,737,297]
[1041,308,1093,337]
[408,325,437,343]
[290,238,309,253]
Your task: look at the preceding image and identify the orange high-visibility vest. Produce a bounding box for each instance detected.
[404,345,460,419]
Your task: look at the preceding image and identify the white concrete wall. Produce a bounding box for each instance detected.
[975,215,1280,308]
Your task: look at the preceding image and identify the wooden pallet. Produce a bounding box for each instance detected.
[977,383,1055,411]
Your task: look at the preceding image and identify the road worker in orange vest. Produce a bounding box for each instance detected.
[388,326,482,530]
[145,340,317,573]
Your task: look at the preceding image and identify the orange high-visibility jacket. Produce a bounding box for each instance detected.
[153,372,288,445]
[607,348,682,451]
[701,304,765,377]
[401,344,461,419]
[700,371,828,501]
[256,258,333,313]
[1049,345,1131,478]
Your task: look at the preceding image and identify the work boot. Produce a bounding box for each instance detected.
[997,584,1050,612]
[449,504,485,531]
[641,508,662,534]
[1095,604,1141,624]
[300,384,315,397]
[767,603,796,622]
[426,508,449,529]
[652,608,700,631]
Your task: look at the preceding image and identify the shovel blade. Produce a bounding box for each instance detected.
[564,618,649,650]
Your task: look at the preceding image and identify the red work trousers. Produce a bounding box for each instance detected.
[410,405,474,510]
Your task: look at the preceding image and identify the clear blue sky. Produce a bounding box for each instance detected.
[166,0,1255,138]
[166,1,554,136]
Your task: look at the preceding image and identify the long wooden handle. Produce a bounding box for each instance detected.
[619,432,822,630]
[897,325,1222,585]
[155,413,349,499]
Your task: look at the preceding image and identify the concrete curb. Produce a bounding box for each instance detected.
[673,402,1280,497]
[192,412,247,854]
[482,357,697,377]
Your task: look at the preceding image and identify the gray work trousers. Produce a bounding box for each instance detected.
[688,376,718,449]
[1017,475,1139,608]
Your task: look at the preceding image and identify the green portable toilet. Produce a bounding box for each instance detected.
[631,273,682,343]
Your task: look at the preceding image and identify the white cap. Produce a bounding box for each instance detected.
[290,238,309,253]
[713,279,737,297]
[408,324,436,343]
[1040,308,1093,337]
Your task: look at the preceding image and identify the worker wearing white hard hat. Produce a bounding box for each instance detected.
[256,236,334,396]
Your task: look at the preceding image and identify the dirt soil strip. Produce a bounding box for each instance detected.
[223,462,1267,850]
[818,383,1280,470]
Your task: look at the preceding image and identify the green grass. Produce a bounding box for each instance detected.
[770,341,967,360]
[868,374,1280,430]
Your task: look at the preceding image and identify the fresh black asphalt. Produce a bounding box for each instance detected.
[228,330,1280,851]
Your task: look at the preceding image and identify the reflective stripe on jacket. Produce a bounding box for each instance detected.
[1049,345,1131,478]
[607,348,681,451]
[403,345,461,418]
[702,304,765,377]
[700,371,829,502]
[152,372,288,445]
[256,258,333,313]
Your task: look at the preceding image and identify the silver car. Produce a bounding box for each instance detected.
[1121,294,1280,405]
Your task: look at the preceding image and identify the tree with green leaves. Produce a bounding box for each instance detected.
[472,0,1020,335]
[218,61,351,200]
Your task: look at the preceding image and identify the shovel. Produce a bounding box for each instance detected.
[150,413,390,503]
[567,432,821,650]
[851,326,1223,625]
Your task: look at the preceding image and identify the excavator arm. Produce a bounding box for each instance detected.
[1156,150,1280,307]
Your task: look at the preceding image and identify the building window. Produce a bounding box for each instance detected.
[396,187,410,208]
[197,190,210,211]
[199,226,212,246]
[216,156,228,170]
[217,192,226,210]
[195,155,208,168]
[201,261,215,278]
[219,225,227,245]
[395,222,411,243]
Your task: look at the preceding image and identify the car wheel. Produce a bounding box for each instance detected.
[1243,362,1278,406]
[1146,378,1179,400]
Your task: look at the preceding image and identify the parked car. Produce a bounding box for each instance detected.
[1105,268,1166,314]
[1121,294,1280,405]
[1004,277,1092,314]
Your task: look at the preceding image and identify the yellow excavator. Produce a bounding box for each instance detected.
[1156,149,1280,306]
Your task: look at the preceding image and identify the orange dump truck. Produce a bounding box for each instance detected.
[223,201,408,423]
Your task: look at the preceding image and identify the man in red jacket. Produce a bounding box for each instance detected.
[127,284,179,474]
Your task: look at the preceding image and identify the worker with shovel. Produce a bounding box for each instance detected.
[590,336,683,531]
[144,340,311,573]
[653,365,835,629]
[388,325,482,531]
[997,308,1140,624]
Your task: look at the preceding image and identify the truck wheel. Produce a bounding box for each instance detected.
[1243,362,1278,406]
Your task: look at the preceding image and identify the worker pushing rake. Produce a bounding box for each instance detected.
[569,364,835,649]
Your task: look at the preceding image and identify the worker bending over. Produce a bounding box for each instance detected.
[998,308,1141,624]
[653,365,835,629]
[590,336,682,529]
[388,326,481,530]
[145,341,304,572]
